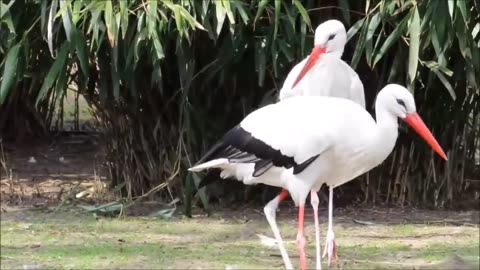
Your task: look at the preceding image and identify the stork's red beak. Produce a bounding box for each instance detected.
[291,45,326,89]
[404,112,448,160]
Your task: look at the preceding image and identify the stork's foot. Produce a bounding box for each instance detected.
[322,229,338,266]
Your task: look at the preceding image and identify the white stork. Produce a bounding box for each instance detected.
[189,84,447,270]
[277,19,366,269]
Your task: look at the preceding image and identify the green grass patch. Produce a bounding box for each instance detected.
[1,208,478,269]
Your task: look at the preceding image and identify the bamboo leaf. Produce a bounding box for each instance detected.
[408,6,421,90]
[36,42,70,105]
[456,0,468,23]
[347,17,366,41]
[119,0,129,39]
[47,0,59,57]
[338,0,351,25]
[73,30,89,78]
[104,0,116,47]
[215,1,227,35]
[432,70,456,100]
[172,6,185,38]
[256,40,266,86]
[192,173,209,214]
[152,31,165,60]
[59,0,73,42]
[254,0,269,23]
[176,4,206,30]
[293,0,311,28]
[351,18,368,68]
[366,13,381,66]
[0,0,15,19]
[221,0,235,24]
[40,1,48,33]
[278,39,294,62]
[146,0,158,38]
[424,61,453,76]
[273,0,281,39]
[0,43,21,105]
[284,5,296,30]
[373,13,410,66]
[300,17,307,54]
[232,1,249,25]
[447,0,455,20]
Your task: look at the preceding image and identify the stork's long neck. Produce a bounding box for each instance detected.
[371,105,399,164]
[328,49,343,59]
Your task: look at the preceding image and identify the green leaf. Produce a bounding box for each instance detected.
[152,31,164,60]
[424,61,453,76]
[221,0,235,24]
[373,13,410,66]
[407,6,421,90]
[300,18,307,54]
[293,0,311,28]
[59,0,73,42]
[456,0,468,23]
[146,0,158,38]
[232,1,249,25]
[112,64,120,101]
[365,13,381,66]
[47,0,59,57]
[119,0,129,39]
[192,173,209,213]
[254,0,269,24]
[432,69,456,100]
[0,0,15,19]
[278,39,294,62]
[447,0,455,20]
[338,0,351,25]
[215,1,227,35]
[0,43,21,105]
[284,5,296,30]
[36,42,70,105]
[347,17,366,41]
[74,30,89,78]
[78,202,123,214]
[273,0,281,39]
[176,4,206,30]
[255,40,266,86]
[104,0,119,47]
[351,18,368,68]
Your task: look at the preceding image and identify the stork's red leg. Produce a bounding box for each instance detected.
[264,189,292,269]
[297,204,307,270]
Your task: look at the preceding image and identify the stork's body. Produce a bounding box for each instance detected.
[189,84,447,270]
[279,52,365,108]
[277,19,366,269]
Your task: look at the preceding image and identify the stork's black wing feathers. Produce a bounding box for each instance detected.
[293,154,320,174]
[195,125,319,185]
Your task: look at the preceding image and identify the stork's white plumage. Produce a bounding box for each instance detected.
[278,19,367,269]
[189,84,447,270]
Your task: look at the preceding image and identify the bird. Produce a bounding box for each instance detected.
[277,19,366,269]
[189,84,448,270]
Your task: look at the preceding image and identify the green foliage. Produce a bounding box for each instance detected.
[0,0,478,210]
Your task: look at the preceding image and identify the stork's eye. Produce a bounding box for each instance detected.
[327,34,336,41]
[396,99,407,109]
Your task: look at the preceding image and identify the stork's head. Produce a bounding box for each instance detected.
[291,20,347,89]
[377,84,447,161]
[313,19,347,56]
[378,84,417,119]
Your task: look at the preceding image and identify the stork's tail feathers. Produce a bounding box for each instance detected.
[188,158,229,172]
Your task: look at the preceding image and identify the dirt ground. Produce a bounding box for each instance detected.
[1,137,479,269]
